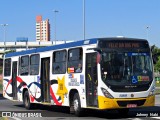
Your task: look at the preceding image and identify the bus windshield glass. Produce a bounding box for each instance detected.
[98,39,153,92]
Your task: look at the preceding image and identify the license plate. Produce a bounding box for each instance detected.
[127,104,137,108]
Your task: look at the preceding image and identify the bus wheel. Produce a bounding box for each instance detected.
[72,93,83,116]
[23,91,32,109]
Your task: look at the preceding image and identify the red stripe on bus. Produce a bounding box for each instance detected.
[50,87,62,106]
[5,79,12,93]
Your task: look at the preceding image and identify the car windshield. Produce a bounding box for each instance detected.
[101,52,153,86]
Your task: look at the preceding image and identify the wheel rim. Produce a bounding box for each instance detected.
[73,99,79,111]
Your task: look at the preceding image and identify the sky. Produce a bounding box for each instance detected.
[0,0,160,47]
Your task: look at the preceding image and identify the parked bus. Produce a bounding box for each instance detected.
[3,37,157,116]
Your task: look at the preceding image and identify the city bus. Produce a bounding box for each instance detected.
[3,37,157,116]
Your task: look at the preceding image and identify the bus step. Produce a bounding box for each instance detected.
[41,102,51,106]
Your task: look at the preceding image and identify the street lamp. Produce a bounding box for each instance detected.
[146,26,149,40]
[53,10,59,44]
[83,0,86,40]
[1,24,8,50]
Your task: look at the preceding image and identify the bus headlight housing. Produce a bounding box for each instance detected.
[148,86,155,96]
[101,87,114,98]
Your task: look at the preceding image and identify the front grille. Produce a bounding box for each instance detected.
[108,80,152,92]
[111,87,149,92]
[117,99,146,107]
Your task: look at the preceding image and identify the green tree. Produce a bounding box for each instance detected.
[152,46,160,72]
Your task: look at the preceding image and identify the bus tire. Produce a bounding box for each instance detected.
[23,91,33,110]
[72,93,83,116]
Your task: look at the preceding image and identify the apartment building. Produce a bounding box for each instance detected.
[36,15,50,41]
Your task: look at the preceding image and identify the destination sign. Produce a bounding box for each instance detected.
[108,42,140,48]
[98,40,149,49]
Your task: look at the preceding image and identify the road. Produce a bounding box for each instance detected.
[0,93,160,120]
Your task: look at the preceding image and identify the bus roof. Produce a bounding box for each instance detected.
[5,37,148,58]
[5,38,98,58]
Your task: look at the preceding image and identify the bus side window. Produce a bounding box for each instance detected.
[4,58,11,76]
[20,55,29,76]
[53,50,66,74]
[30,54,40,75]
[67,48,83,73]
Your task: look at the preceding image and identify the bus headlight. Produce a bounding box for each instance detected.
[101,87,114,98]
[148,86,155,96]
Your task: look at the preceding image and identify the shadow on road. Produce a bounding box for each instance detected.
[0,93,5,100]
[13,103,160,119]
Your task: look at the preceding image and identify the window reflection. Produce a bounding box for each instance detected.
[101,52,152,85]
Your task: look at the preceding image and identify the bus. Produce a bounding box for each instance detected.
[3,37,157,116]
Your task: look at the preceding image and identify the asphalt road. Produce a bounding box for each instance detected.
[0,93,160,120]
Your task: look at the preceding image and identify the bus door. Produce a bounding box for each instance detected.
[41,57,50,102]
[86,53,98,107]
[12,61,17,100]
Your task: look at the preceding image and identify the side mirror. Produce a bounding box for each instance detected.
[153,55,158,64]
[153,53,160,64]
[97,53,101,64]
[151,45,155,52]
[151,45,160,64]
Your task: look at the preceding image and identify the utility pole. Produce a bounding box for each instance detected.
[83,0,86,40]
[53,10,59,44]
[1,24,9,51]
[146,26,149,40]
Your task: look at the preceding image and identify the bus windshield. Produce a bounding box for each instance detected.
[101,52,153,91]
[98,38,153,92]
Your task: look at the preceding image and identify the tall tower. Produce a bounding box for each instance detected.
[36,15,50,41]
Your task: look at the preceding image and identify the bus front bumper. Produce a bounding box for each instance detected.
[98,95,155,109]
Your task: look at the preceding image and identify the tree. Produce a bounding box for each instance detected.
[152,46,160,72]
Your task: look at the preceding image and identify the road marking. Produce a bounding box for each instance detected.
[10,117,22,120]
[151,117,160,119]
[128,118,142,120]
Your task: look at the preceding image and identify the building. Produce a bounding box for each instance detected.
[36,15,50,41]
